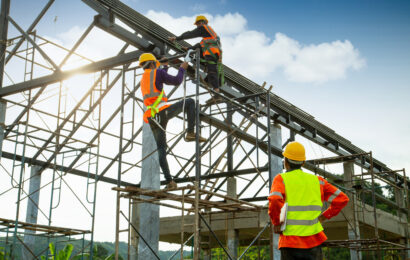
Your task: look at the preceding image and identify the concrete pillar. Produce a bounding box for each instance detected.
[227,177,238,258]
[343,161,361,260]
[22,165,41,260]
[0,100,6,158]
[269,123,282,259]
[138,123,160,258]
[129,199,139,260]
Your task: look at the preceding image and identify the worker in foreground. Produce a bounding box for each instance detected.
[268,142,349,259]
[168,15,222,105]
[139,53,207,189]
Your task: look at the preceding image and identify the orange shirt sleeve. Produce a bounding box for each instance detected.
[319,177,349,219]
[268,174,286,226]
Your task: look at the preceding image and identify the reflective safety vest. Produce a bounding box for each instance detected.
[200,25,221,58]
[281,169,324,236]
[141,69,170,123]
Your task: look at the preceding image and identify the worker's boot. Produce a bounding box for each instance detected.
[205,88,223,105]
[166,180,178,189]
[205,95,223,105]
[185,132,207,142]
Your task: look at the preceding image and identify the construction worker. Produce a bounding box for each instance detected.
[168,15,222,105]
[139,53,207,189]
[268,142,349,259]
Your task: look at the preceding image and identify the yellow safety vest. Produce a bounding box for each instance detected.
[281,169,324,236]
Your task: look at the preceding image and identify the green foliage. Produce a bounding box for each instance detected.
[322,247,350,259]
[354,177,397,215]
[383,250,402,260]
[0,247,7,260]
[41,243,73,260]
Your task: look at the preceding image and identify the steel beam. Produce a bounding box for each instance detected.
[0,151,134,187]
[0,50,143,97]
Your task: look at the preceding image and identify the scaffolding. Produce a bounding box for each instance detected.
[0,0,408,259]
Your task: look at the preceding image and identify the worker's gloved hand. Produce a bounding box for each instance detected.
[180,62,188,70]
[182,46,188,51]
[168,36,176,42]
[318,214,327,223]
[273,224,282,234]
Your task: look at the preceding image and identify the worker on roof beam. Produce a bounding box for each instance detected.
[268,142,349,259]
[139,53,207,189]
[169,15,222,105]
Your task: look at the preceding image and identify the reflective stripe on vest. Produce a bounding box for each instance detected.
[281,169,324,236]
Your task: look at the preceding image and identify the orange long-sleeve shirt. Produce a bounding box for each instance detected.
[268,172,349,249]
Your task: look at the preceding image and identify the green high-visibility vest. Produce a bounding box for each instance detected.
[281,169,324,236]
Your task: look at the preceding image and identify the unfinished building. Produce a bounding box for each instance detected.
[0,0,408,259]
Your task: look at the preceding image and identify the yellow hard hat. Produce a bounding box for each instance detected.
[283,141,306,161]
[194,15,208,25]
[139,53,160,67]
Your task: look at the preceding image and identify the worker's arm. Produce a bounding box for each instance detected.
[268,174,286,226]
[157,65,187,88]
[319,177,349,220]
[176,26,209,41]
[187,43,201,51]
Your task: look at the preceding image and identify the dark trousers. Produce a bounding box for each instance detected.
[204,55,219,90]
[280,246,323,260]
[148,98,196,182]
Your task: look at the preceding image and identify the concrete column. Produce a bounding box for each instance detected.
[343,161,361,260]
[0,100,6,158]
[130,199,139,260]
[138,123,160,258]
[227,177,238,258]
[22,165,41,260]
[269,123,281,259]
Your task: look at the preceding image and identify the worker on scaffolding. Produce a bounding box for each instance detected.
[139,53,207,189]
[168,15,223,105]
[268,142,349,259]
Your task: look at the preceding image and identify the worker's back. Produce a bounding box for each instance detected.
[281,169,323,236]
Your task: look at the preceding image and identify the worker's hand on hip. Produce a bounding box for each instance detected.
[318,214,327,223]
[168,36,176,42]
[273,224,282,234]
[180,62,188,70]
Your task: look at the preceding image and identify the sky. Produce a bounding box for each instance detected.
[2,0,410,247]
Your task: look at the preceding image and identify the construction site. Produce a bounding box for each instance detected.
[0,0,408,259]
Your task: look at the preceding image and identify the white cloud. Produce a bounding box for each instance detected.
[146,10,365,84]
